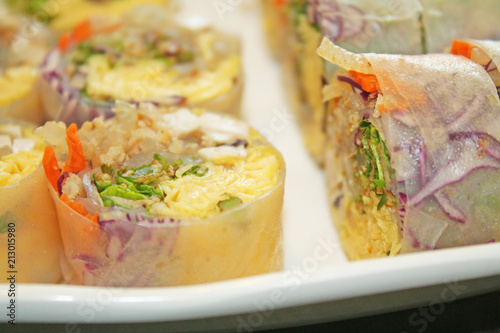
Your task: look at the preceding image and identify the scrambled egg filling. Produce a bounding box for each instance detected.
[156,144,281,217]
[0,124,45,186]
[0,66,37,107]
[46,0,167,31]
[85,54,241,104]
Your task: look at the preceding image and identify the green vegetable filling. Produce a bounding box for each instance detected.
[217,195,243,211]
[355,120,393,210]
[93,156,208,207]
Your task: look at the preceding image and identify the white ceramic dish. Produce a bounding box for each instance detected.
[1,1,500,328]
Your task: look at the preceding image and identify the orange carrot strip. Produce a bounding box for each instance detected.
[72,19,92,44]
[61,194,99,224]
[349,70,380,93]
[90,213,99,224]
[58,32,72,52]
[61,193,87,215]
[63,124,86,174]
[43,146,62,191]
[451,40,477,59]
[273,0,286,6]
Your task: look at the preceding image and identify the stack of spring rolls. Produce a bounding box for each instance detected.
[0,0,285,287]
[262,0,500,165]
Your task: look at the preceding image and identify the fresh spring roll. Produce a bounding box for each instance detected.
[450,39,500,97]
[5,0,172,32]
[420,0,500,53]
[317,38,500,259]
[40,6,243,127]
[285,0,423,164]
[0,119,63,283]
[0,2,52,125]
[39,102,285,287]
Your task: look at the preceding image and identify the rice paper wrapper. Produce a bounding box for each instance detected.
[306,0,424,54]
[452,39,500,94]
[40,8,243,127]
[0,5,52,125]
[51,169,284,287]
[0,119,63,283]
[318,39,500,257]
[285,0,423,164]
[421,0,500,53]
[0,78,44,125]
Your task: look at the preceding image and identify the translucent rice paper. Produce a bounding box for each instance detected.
[40,6,244,125]
[453,39,500,90]
[46,106,284,287]
[421,0,500,53]
[318,39,500,255]
[464,39,500,69]
[0,2,52,125]
[285,0,423,164]
[0,120,63,283]
[0,80,44,125]
[52,170,283,287]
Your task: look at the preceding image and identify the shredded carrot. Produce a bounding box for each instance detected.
[63,124,86,174]
[273,0,286,6]
[58,32,72,52]
[61,193,87,215]
[58,20,94,52]
[43,126,97,224]
[349,70,380,93]
[61,194,99,224]
[72,20,92,44]
[451,40,477,59]
[43,146,62,191]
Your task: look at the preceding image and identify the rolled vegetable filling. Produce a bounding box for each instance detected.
[0,122,45,186]
[41,7,242,125]
[318,38,500,259]
[0,120,63,284]
[40,102,284,287]
[5,0,170,31]
[0,2,51,124]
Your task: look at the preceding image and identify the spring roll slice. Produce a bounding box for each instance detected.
[286,0,423,164]
[0,120,63,283]
[40,102,284,287]
[421,0,500,53]
[318,38,500,259]
[0,3,53,124]
[40,7,242,127]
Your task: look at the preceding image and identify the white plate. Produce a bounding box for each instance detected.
[1,0,500,327]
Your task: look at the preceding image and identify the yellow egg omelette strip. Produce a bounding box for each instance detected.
[0,125,45,187]
[47,0,169,31]
[157,145,281,218]
[85,54,241,103]
[0,66,38,107]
